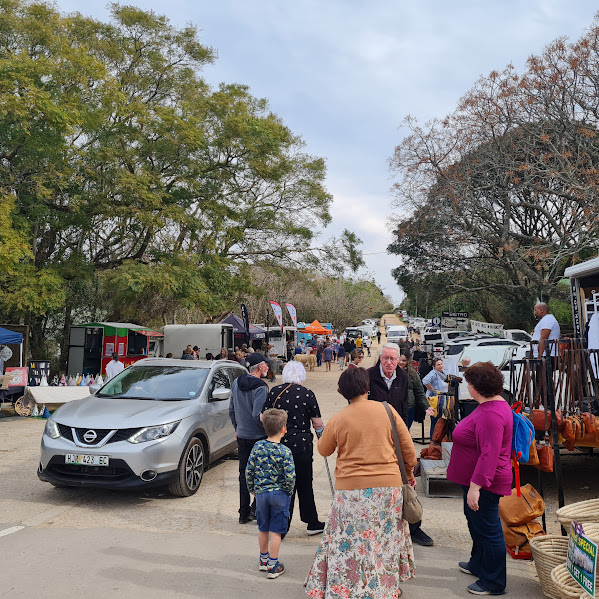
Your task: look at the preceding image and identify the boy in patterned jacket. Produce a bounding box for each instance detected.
[245,408,296,579]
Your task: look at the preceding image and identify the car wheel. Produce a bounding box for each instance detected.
[168,437,205,497]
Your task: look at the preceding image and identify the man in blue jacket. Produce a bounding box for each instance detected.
[229,352,269,524]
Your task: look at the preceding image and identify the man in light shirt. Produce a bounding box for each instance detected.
[105,352,124,381]
[532,303,561,357]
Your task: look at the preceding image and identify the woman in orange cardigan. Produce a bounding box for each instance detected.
[304,367,417,599]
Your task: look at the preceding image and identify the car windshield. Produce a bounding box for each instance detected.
[447,344,466,355]
[97,366,209,400]
[512,332,531,342]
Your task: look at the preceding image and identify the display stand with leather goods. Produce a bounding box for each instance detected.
[508,339,599,535]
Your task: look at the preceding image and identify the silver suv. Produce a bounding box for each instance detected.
[38,358,245,496]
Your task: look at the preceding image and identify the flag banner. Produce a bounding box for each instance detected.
[240,303,250,337]
[270,301,284,330]
[285,303,297,327]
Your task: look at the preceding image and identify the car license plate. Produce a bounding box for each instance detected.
[65,454,109,466]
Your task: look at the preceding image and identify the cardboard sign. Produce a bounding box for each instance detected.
[5,367,28,387]
[567,522,597,597]
[441,311,469,331]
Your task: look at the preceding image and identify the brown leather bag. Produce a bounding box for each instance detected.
[431,418,448,443]
[536,444,553,473]
[501,519,545,556]
[498,484,545,526]
[531,409,563,432]
[523,440,539,466]
[561,418,575,451]
[420,442,442,460]
[582,412,596,434]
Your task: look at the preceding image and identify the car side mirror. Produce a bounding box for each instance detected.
[89,383,101,394]
[211,387,231,401]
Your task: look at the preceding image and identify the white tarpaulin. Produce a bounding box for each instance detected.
[25,386,91,405]
[470,320,504,335]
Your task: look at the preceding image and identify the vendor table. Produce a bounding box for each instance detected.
[0,386,25,410]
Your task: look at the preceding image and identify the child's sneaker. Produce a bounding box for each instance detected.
[259,554,269,571]
[267,562,285,579]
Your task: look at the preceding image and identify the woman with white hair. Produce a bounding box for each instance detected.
[261,360,325,536]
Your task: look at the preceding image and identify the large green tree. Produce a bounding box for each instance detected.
[0,1,358,366]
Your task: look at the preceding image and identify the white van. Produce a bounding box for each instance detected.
[386,326,408,344]
[161,324,234,358]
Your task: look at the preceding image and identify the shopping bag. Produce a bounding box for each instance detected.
[501,519,545,558]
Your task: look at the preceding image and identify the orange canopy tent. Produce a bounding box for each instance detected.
[299,320,331,335]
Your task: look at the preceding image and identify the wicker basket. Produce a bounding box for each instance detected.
[556,499,599,527]
[582,523,599,541]
[551,564,589,599]
[530,536,569,599]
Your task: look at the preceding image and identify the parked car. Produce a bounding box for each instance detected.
[421,329,471,351]
[386,325,409,344]
[38,358,245,496]
[445,337,521,363]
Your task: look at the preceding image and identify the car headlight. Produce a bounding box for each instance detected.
[127,421,180,444]
[44,420,61,439]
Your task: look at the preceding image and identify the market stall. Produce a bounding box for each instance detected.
[67,322,163,377]
[220,313,266,349]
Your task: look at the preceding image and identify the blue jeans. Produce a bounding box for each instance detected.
[461,486,506,594]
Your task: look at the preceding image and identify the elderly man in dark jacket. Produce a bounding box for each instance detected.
[229,353,269,524]
[368,342,434,547]
[367,342,409,423]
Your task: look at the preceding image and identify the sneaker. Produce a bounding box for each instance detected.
[459,562,474,575]
[267,562,285,579]
[467,582,505,595]
[411,528,434,547]
[306,521,325,535]
[259,558,269,572]
[239,515,252,524]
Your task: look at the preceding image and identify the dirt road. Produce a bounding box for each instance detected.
[0,314,594,597]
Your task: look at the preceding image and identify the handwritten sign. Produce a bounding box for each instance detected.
[567,522,597,597]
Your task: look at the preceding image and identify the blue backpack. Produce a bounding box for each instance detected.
[511,401,535,463]
[511,401,535,497]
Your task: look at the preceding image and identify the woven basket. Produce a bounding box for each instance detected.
[530,536,569,599]
[582,523,599,541]
[551,564,589,599]
[556,499,599,527]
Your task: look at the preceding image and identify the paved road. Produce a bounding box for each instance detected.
[2,315,588,597]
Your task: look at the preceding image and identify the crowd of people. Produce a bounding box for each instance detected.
[228,330,514,597]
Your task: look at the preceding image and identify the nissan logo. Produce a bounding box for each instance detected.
[83,430,97,443]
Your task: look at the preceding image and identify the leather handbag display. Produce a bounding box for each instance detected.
[531,409,563,432]
[522,439,539,467]
[498,483,545,527]
[536,444,553,473]
[382,401,423,524]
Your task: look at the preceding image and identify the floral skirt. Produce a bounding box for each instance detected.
[304,486,415,599]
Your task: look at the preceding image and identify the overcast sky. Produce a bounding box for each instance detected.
[55,1,599,305]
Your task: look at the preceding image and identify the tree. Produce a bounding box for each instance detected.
[389,16,599,324]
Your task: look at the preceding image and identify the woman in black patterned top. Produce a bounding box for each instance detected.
[262,361,325,536]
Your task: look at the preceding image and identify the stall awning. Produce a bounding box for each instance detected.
[220,314,266,340]
[299,320,331,335]
[0,326,23,344]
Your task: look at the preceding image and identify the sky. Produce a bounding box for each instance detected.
[54,1,599,305]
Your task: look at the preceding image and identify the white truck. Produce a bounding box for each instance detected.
[263,326,298,358]
[160,324,234,358]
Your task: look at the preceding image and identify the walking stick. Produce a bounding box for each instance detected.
[323,455,334,495]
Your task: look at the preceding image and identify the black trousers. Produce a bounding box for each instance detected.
[237,436,264,517]
[288,450,319,528]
